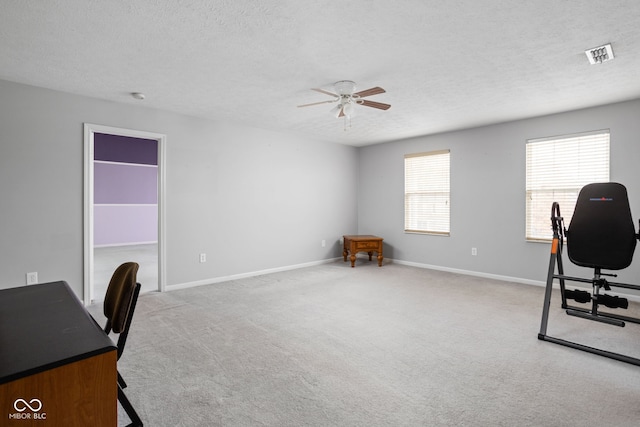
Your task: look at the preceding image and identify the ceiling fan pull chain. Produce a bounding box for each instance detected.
[343,116,353,131]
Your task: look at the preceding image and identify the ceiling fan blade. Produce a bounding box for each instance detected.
[360,100,391,110]
[312,88,339,98]
[354,87,386,98]
[338,107,345,117]
[297,100,337,108]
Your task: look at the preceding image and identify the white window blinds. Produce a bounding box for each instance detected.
[404,150,450,235]
[525,130,610,241]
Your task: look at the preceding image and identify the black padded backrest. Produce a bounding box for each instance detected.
[104,262,139,334]
[567,182,637,270]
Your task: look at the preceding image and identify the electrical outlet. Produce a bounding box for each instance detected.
[199,253,207,263]
[26,272,38,285]
[471,248,478,256]
[321,239,326,247]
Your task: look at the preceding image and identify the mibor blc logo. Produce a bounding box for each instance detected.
[8,398,47,420]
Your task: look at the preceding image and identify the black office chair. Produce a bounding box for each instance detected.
[103,262,143,427]
[539,182,640,366]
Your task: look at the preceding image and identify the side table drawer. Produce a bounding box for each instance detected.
[355,241,380,250]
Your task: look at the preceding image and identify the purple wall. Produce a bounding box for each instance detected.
[94,134,158,247]
[94,206,158,246]
[94,163,157,204]
[95,133,157,165]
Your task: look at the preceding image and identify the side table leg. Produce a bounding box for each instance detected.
[377,253,383,267]
[350,254,356,268]
[343,250,348,262]
[367,251,373,261]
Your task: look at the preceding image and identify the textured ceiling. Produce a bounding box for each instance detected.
[1,0,640,146]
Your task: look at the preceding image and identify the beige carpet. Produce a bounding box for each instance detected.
[88,261,640,426]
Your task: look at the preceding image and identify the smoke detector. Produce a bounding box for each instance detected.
[585,44,614,64]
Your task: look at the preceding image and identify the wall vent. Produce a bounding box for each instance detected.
[585,44,614,64]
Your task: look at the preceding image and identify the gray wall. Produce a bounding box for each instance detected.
[358,98,640,285]
[0,79,358,297]
[2,77,640,299]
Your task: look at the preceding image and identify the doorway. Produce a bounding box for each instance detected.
[84,124,166,305]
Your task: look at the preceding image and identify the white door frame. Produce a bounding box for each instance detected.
[83,123,167,305]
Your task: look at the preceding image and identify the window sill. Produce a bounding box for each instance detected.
[405,230,450,237]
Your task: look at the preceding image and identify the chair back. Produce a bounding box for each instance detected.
[103,262,141,359]
[567,182,637,270]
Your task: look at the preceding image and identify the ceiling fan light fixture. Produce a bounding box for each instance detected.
[334,80,357,95]
[343,102,355,118]
[330,104,342,117]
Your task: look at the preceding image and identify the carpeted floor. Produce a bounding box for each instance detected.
[88,261,640,426]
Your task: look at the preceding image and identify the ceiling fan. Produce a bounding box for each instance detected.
[297,80,391,118]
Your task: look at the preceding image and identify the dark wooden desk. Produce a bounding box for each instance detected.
[0,281,117,427]
[343,235,384,267]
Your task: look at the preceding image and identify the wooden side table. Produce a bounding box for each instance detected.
[343,235,383,268]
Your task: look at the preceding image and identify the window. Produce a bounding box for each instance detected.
[404,150,450,235]
[526,130,610,241]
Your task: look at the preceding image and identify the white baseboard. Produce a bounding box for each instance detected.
[94,241,158,248]
[167,257,342,291]
[166,256,640,304]
[391,259,545,287]
[391,258,640,303]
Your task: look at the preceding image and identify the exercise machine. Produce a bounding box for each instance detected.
[538,182,640,365]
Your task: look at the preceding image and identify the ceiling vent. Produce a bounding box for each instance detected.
[585,44,614,64]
